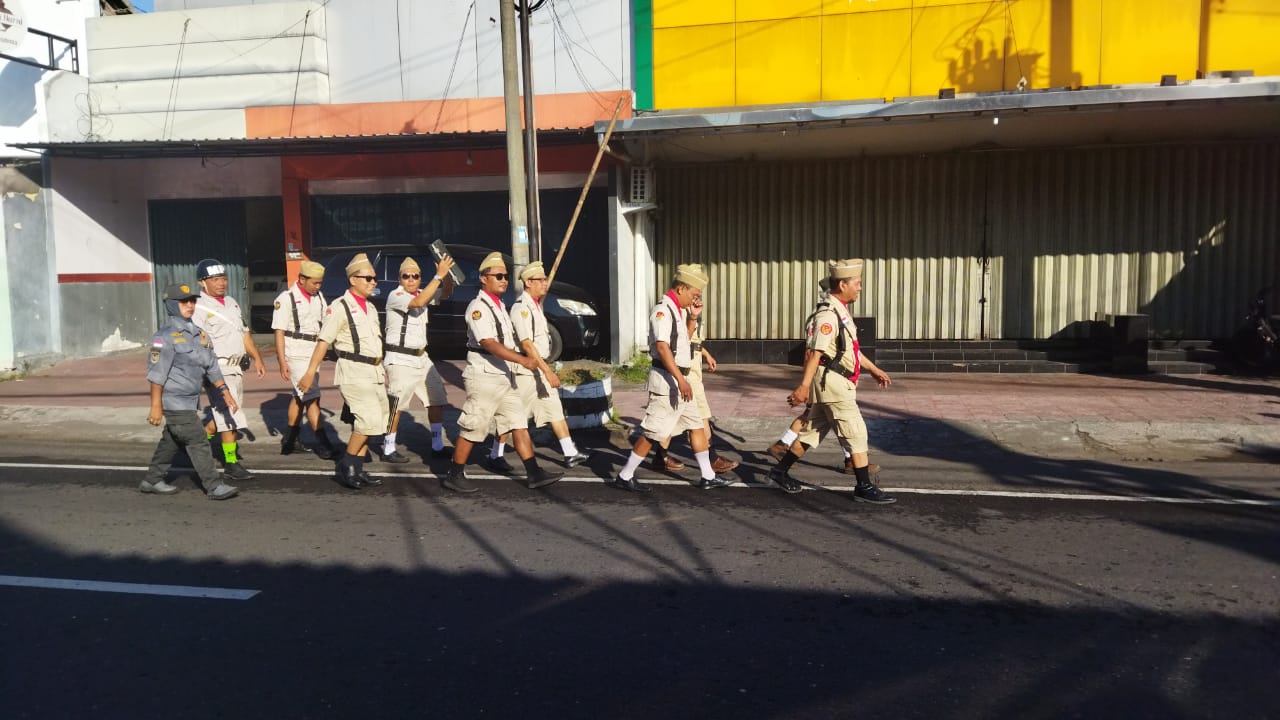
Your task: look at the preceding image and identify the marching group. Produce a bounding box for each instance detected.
[142,250,894,505]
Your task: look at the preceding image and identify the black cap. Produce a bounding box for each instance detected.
[163,282,200,301]
[196,258,227,280]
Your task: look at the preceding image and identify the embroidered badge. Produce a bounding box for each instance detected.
[820,323,834,335]
[274,301,281,309]
[471,310,483,320]
[326,307,333,315]
[174,338,187,344]
[180,284,190,294]
[152,338,165,347]
[520,310,529,317]
[655,311,665,320]
[149,349,161,363]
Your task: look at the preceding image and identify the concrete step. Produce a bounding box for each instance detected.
[1148,348,1228,363]
[875,359,1108,374]
[1148,361,1220,375]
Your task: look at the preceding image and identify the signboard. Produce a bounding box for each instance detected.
[0,0,27,52]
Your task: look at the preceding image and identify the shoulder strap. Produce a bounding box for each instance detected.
[290,288,301,333]
[340,298,360,355]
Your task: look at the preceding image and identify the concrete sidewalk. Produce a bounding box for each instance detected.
[1,346,1277,469]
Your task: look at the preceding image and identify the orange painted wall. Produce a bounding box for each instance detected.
[247,90,631,139]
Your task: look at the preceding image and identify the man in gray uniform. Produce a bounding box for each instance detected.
[194,258,265,482]
[142,282,240,500]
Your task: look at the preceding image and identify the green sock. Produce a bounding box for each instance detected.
[207,433,214,440]
[222,443,238,464]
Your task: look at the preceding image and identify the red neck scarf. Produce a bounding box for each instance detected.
[664,290,684,319]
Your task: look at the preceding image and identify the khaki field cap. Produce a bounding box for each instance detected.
[345,253,375,277]
[400,257,420,274]
[299,260,325,279]
[828,258,864,281]
[519,261,547,282]
[479,252,506,274]
[674,263,709,290]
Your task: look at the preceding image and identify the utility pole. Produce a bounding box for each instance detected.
[518,1,542,262]
[499,0,530,270]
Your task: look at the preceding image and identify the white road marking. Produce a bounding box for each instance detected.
[0,574,259,600]
[1,461,1276,507]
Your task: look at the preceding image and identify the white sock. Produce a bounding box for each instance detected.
[843,447,852,459]
[559,436,579,457]
[619,451,646,480]
[490,440,505,460]
[430,422,445,451]
[383,432,397,455]
[780,429,798,445]
[695,450,715,480]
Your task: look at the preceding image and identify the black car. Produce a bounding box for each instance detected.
[315,244,601,361]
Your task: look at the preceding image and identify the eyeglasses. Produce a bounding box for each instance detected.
[401,274,420,280]
[177,298,197,304]
[354,275,377,282]
[483,273,509,281]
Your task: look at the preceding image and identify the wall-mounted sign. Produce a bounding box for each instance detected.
[0,0,28,52]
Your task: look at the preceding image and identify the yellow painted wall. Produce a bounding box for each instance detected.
[651,0,1280,109]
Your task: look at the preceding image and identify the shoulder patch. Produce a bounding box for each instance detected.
[149,349,161,364]
[655,311,665,320]
[326,307,333,315]
[820,323,834,335]
[152,338,165,347]
[471,310,483,320]
[274,301,281,309]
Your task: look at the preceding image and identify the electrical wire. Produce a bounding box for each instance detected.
[548,0,612,111]
[163,18,190,140]
[287,10,312,136]
[428,0,475,133]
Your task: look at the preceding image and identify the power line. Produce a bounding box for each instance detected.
[428,0,475,133]
[288,10,313,137]
[163,18,190,140]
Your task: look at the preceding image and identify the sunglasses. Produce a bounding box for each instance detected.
[401,273,420,280]
[354,275,377,282]
[483,273,509,281]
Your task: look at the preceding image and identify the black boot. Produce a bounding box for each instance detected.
[523,458,563,489]
[441,463,479,493]
[354,456,382,486]
[280,425,306,455]
[852,465,895,505]
[334,455,363,490]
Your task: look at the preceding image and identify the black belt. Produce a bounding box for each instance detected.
[818,355,857,382]
[385,344,426,357]
[690,343,702,352]
[664,366,691,377]
[284,330,318,342]
[335,349,382,366]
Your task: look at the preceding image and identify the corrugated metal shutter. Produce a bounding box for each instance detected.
[656,141,1279,340]
[658,157,986,340]
[149,199,250,326]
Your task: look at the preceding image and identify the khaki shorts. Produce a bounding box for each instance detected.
[640,385,704,442]
[208,368,249,432]
[287,353,321,403]
[687,373,712,421]
[386,361,448,409]
[516,372,566,427]
[457,367,528,443]
[339,380,391,436]
[796,397,868,454]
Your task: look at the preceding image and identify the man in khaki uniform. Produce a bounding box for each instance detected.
[440,252,563,493]
[771,259,895,504]
[656,295,740,474]
[492,260,591,468]
[611,264,731,493]
[381,254,456,463]
[297,253,388,490]
[272,259,341,460]
[194,257,266,482]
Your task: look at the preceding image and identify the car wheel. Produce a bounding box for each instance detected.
[546,323,564,362]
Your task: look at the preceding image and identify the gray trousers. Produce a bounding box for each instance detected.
[145,410,222,488]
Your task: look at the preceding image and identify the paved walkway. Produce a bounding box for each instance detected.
[1,347,1277,469]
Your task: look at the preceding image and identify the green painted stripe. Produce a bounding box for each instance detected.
[632,0,654,110]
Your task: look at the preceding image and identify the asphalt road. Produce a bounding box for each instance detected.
[2,464,1278,719]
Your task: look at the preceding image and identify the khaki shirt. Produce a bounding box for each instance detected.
[465,291,523,376]
[318,291,385,384]
[194,293,247,368]
[270,284,326,359]
[648,293,692,370]
[384,285,440,369]
[806,292,861,403]
[511,293,550,359]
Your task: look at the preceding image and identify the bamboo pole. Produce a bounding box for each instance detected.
[546,96,627,286]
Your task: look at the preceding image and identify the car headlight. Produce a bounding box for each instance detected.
[557,299,597,316]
